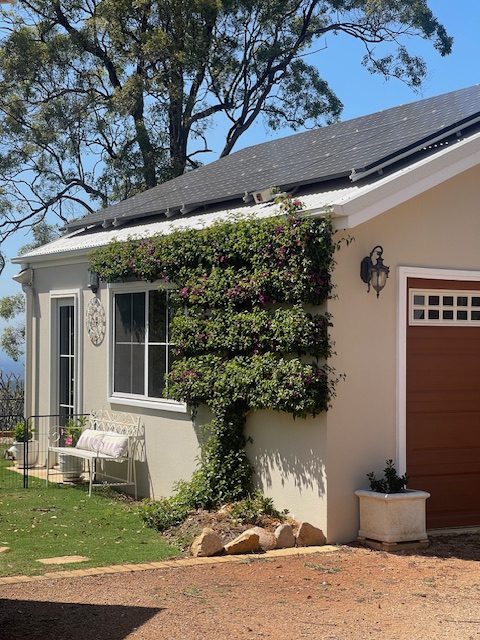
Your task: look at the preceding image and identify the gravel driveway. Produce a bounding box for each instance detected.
[1,535,480,639]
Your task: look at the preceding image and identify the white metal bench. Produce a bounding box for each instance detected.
[46,410,141,497]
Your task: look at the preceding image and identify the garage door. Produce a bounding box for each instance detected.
[407,277,480,529]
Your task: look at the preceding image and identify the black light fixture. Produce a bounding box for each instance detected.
[88,270,100,294]
[360,245,390,298]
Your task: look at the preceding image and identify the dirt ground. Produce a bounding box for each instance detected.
[2,534,480,640]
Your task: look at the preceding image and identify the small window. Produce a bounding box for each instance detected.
[113,289,174,400]
[410,288,480,326]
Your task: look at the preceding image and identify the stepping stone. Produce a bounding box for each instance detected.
[0,547,9,553]
[37,555,89,565]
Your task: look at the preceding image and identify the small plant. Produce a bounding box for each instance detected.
[140,496,191,532]
[13,421,33,442]
[367,459,408,493]
[228,492,287,525]
[63,416,87,447]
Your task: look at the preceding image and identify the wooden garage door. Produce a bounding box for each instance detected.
[407,278,480,529]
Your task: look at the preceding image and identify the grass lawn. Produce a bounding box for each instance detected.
[0,461,179,577]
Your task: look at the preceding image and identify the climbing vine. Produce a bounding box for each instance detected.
[90,197,338,522]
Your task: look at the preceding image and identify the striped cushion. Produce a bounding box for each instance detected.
[76,429,104,452]
[97,432,129,458]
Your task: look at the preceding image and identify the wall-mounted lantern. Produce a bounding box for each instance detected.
[88,270,100,294]
[360,245,390,298]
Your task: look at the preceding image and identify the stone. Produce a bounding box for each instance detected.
[37,555,89,565]
[295,522,326,547]
[224,531,260,555]
[0,547,9,554]
[190,528,224,557]
[249,527,277,551]
[274,524,296,549]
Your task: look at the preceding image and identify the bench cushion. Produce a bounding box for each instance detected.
[76,428,104,452]
[97,432,129,458]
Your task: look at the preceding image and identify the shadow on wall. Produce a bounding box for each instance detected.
[0,599,162,640]
[246,411,326,498]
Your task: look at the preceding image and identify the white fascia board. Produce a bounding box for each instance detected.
[334,131,480,229]
[11,248,90,267]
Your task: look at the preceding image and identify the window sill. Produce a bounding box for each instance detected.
[108,395,188,414]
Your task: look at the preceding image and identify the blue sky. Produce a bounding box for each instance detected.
[0,0,479,367]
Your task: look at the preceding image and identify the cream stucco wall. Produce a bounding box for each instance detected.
[326,163,480,542]
[27,262,328,524]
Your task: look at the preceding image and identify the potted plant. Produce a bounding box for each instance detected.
[58,416,86,480]
[12,421,38,468]
[355,459,430,550]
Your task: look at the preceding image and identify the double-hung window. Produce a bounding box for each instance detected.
[112,288,174,401]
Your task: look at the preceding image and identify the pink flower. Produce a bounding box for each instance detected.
[65,435,73,447]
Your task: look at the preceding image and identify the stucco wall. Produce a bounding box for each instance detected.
[326,163,480,542]
[27,262,328,525]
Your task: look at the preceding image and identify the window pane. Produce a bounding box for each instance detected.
[443,296,454,306]
[114,344,132,394]
[132,293,145,343]
[59,306,70,355]
[472,297,480,307]
[413,309,425,320]
[428,310,439,320]
[457,297,468,307]
[443,310,454,320]
[59,358,69,405]
[472,311,480,321]
[115,294,132,342]
[428,296,439,306]
[149,290,167,343]
[132,345,145,394]
[413,295,424,305]
[148,345,166,398]
[457,310,468,320]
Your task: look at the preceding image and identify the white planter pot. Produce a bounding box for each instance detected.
[355,489,430,543]
[13,440,39,468]
[58,453,84,480]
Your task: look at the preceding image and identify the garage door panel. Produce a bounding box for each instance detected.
[407,278,480,529]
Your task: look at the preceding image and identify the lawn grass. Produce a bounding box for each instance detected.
[0,462,179,577]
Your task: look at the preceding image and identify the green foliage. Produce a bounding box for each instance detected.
[228,492,287,526]
[367,459,408,494]
[0,372,23,423]
[0,1,451,242]
[13,421,32,443]
[92,197,337,523]
[63,416,87,447]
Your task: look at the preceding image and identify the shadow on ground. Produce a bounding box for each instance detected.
[417,533,480,561]
[0,599,162,639]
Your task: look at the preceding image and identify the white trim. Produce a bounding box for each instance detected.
[396,266,480,475]
[108,395,187,414]
[49,289,83,416]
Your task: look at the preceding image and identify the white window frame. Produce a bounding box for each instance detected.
[107,282,187,413]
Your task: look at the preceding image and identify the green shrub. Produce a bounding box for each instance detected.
[229,492,287,525]
[367,459,408,493]
[140,497,191,532]
[13,421,33,442]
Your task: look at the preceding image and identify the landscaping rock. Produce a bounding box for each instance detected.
[0,547,9,554]
[190,528,224,557]
[225,531,260,554]
[295,522,326,547]
[249,527,277,551]
[274,524,295,549]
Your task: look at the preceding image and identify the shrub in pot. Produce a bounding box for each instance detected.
[12,421,38,468]
[355,459,430,547]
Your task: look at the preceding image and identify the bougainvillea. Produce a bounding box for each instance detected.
[90,196,338,516]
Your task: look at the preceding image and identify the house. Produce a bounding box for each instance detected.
[13,84,480,542]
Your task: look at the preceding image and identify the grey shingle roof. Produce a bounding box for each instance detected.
[66,84,480,232]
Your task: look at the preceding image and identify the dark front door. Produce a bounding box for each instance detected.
[58,302,75,425]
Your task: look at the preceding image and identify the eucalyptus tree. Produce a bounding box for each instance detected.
[0,0,451,246]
